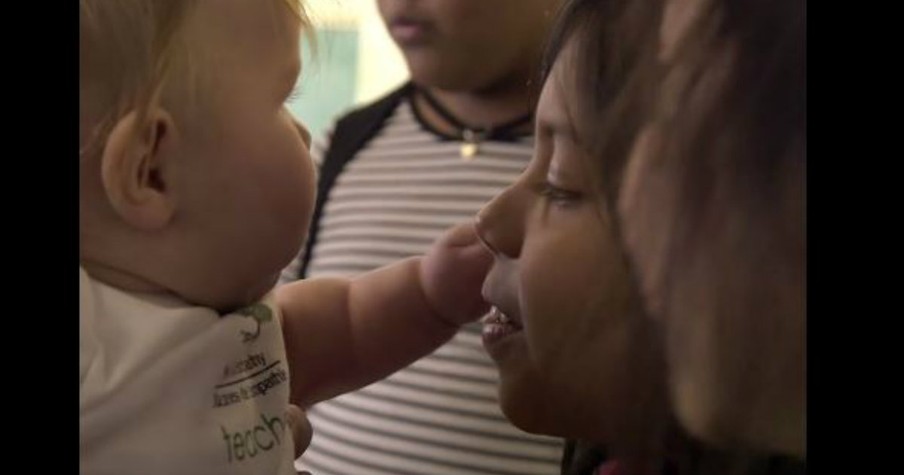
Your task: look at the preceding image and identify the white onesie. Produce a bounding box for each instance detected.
[80,267,296,475]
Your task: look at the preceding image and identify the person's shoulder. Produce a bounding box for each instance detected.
[336,81,414,124]
[319,81,415,163]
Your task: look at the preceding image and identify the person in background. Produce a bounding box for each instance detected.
[281,1,567,474]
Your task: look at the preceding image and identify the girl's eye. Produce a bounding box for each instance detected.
[540,181,583,206]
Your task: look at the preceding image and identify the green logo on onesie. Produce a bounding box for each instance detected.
[236,303,273,343]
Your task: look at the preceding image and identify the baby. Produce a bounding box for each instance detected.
[79,1,489,474]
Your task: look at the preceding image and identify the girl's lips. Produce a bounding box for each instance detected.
[387,18,433,46]
[481,306,523,348]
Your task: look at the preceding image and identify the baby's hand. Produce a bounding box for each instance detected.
[287,404,314,474]
[419,222,492,327]
[287,404,312,458]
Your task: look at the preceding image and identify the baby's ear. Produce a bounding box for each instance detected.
[100,108,178,230]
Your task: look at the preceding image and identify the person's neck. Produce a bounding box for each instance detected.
[81,256,171,296]
[80,227,175,300]
[415,75,537,136]
[608,442,669,475]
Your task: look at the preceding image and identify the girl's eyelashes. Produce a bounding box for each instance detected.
[540,181,583,206]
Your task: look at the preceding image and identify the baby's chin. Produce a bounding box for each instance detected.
[243,272,281,304]
[202,272,280,314]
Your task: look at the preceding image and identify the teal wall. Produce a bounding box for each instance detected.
[286,28,359,139]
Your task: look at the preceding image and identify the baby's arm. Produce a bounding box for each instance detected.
[277,222,491,407]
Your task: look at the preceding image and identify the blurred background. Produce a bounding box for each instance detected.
[286,0,409,139]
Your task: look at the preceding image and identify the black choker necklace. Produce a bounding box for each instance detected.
[417,87,533,160]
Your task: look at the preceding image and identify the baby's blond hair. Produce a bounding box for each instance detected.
[79,0,311,161]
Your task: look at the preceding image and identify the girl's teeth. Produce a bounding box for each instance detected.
[482,306,510,324]
[481,306,521,346]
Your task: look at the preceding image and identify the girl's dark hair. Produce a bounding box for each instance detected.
[635,0,806,463]
[542,0,806,472]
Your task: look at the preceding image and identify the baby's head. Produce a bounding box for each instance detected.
[80,0,316,312]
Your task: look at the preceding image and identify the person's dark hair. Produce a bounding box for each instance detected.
[623,0,806,460]
[539,0,806,471]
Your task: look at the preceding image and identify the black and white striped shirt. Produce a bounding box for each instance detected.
[283,97,564,475]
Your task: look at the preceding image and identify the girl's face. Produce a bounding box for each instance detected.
[378,0,560,91]
[476,39,666,443]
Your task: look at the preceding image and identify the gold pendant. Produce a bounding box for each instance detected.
[461,142,478,160]
[461,129,480,160]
